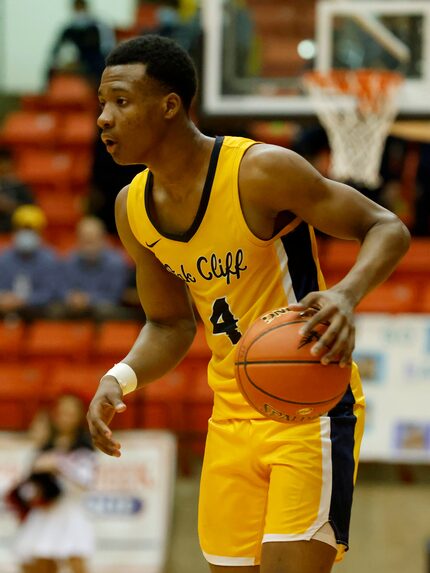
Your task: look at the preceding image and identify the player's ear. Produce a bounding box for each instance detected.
[163,92,181,119]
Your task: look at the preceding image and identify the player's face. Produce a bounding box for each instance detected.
[97,63,168,165]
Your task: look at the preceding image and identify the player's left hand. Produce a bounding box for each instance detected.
[288,289,355,367]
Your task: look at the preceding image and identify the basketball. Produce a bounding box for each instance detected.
[235,308,351,422]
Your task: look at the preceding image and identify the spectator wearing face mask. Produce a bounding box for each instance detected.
[60,216,129,320]
[0,205,61,320]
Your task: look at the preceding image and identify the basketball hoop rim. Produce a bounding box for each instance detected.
[303,68,404,94]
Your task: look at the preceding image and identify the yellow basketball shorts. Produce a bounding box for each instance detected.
[198,387,365,567]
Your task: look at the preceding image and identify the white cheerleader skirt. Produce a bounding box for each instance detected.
[14,497,95,564]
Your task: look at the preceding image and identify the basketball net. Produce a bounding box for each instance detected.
[303,69,404,189]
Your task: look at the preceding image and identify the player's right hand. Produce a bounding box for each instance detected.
[87,376,127,457]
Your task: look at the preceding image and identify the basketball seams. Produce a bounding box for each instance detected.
[240,362,347,407]
[238,318,308,367]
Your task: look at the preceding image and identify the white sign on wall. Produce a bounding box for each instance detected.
[355,314,430,463]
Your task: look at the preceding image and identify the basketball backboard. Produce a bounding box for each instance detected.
[317,1,430,115]
[202,0,430,116]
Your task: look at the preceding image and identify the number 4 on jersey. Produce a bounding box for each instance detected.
[210,297,242,344]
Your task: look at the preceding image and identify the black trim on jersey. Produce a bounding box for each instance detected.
[280,222,319,300]
[327,386,358,549]
[144,136,224,243]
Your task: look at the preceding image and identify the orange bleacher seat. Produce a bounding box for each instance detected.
[48,363,104,400]
[50,230,77,256]
[356,281,417,313]
[137,368,187,431]
[418,284,430,314]
[93,320,142,363]
[46,74,97,111]
[38,193,83,230]
[16,150,74,191]
[0,364,45,430]
[25,320,96,364]
[319,239,361,278]
[0,320,25,359]
[0,111,59,148]
[70,152,93,188]
[0,234,12,251]
[20,94,51,112]
[135,3,159,29]
[393,238,430,283]
[59,112,97,147]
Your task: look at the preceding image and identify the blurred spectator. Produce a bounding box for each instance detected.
[0,205,61,320]
[47,0,116,86]
[0,147,34,234]
[140,0,201,58]
[60,216,129,320]
[12,395,96,573]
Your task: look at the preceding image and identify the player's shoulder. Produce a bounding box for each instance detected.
[242,143,300,175]
[239,143,304,193]
[115,184,130,212]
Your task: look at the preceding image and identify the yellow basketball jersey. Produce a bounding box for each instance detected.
[127,136,364,420]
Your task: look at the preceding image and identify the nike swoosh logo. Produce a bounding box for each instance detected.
[145,239,161,248]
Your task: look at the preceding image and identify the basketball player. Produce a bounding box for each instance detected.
[87,35,410,573]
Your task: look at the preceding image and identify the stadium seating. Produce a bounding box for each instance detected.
[0,319,25,359]
[0,110,59,149]
[45,74,97,112]
[319,238,361,283]
[419,283,430,314]
[393,238,429,285]
[93,320,142,363]
[356,281,417,313]
[16,149,75,192]
[137,368,188,431]
[24,320,96,365]
[0,364,46,429]
[58,112,96,148]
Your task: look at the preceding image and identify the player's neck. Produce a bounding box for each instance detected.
[146,123,215,197]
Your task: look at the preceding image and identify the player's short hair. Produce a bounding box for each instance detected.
[105,35,197,112]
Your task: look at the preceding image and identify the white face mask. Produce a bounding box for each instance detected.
[14,229,41,254]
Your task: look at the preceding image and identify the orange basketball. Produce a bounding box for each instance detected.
[235,308,351,423]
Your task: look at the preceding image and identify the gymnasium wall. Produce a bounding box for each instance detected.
[0,0,136,93]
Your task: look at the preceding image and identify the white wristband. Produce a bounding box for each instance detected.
[104,363,138,396]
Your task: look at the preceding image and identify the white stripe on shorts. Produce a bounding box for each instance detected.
[203,551,255,566]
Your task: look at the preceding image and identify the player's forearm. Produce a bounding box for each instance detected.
[332,215,410,306]
[120,318,197,389]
